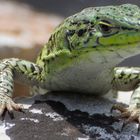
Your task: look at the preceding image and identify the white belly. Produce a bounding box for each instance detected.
[45,51,122,95]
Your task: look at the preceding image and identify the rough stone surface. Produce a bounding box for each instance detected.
[1,92,139,140]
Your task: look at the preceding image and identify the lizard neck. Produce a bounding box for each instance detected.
[113,44,140,64]
[95,43,140,67]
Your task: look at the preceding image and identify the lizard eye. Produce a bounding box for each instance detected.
[98,20,118,35]
[99,23,111,33]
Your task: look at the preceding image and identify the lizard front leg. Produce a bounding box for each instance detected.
[111,67,140,126]
[0,58,44,117]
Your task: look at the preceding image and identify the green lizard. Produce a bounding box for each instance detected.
[0,4,140,126]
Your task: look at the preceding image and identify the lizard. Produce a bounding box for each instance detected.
[0,4,140,127]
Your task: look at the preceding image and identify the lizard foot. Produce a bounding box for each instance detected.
[0,94,24,119]
[111,104,140,133]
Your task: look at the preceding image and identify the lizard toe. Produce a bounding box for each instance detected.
[6,102,14,113]
[6,102,14,119]
[112,104,140,133]
[121,113,139,132]
[0,102,6,116]
[111,103,128,113]
[11,102,24,112]
[126,114,138,123]
[0,94,24,118]
[118,111,130,118]
[112,103,140,121]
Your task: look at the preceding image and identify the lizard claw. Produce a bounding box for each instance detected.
[0,94,24,119]
[111,103,140,134]
[110,103,128,113]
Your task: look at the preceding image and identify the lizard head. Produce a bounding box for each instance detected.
[65,4,140,50]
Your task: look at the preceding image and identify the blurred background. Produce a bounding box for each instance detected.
[0,0,140,97]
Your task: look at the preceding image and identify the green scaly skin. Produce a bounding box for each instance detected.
[1,4,140,125]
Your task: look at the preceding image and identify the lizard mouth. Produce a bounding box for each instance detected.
[95,29,140,47]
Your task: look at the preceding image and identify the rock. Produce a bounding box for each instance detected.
[3,92,139,140]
